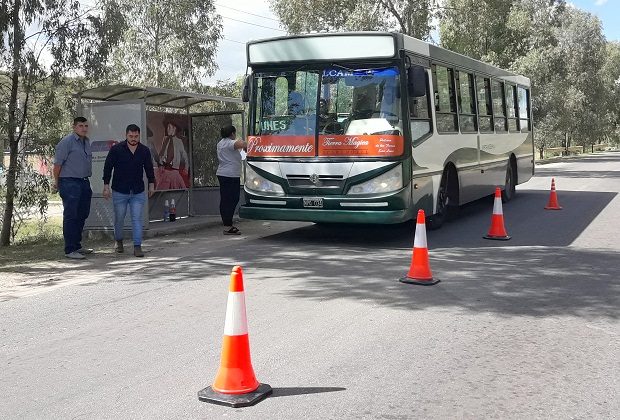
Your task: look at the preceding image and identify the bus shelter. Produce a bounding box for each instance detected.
[76,85,244,230]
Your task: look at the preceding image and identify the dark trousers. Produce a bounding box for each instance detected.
[217,176,240,226]
[58,178,92,254]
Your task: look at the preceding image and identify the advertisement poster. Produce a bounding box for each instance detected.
[83,101,144,194]
[146,111,191,190]
[82,100,145,229]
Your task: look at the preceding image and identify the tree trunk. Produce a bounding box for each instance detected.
[1,0,22,247]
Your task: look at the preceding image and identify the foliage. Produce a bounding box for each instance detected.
[0,157,50,243]
[269,0,436,40]
[109,0,223,89]
[0,0,125,246]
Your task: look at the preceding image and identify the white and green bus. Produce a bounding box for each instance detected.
[239,32,534,228]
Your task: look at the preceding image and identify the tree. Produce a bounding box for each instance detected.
[0,0,125,246]
[439,0,514,67]
[269,0,436,40]
[510,4,607,155]
[439,0,566,69]
[109,0,223,89]
[601,42,620,146]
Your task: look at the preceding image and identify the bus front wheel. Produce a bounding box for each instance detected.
[502,160,516,203]
[428,167,459,230]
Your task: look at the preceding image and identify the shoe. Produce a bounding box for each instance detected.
[133,246,144,257]
[65,251,86,260]
[115,240,124,253]
[223,226,241,235]
[77,248,94,254]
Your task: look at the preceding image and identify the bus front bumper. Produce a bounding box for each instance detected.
[239,205,410,224]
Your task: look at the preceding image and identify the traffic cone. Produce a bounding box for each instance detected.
[544,178,562,210]
[198,266,272,408]
[483,187,511,240]
[399,209,439,285]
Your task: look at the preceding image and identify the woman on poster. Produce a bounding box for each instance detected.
[155,120,189,189]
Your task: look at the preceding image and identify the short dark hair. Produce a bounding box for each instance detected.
[221,125,236,138]
[126,124,140,133]
[73,117,87,125]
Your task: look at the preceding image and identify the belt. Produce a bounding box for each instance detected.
[62,177,90,181]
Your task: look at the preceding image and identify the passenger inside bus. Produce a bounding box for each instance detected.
[285,91,314,135]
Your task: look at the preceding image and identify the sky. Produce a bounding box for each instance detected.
[569,0,620,42]
[208,0,620,86]
[206,1,284,85]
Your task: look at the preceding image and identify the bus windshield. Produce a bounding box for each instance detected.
[250,66,404,158]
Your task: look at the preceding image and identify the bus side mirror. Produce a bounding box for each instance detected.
[408,66,427,98]
[242,75,250,103]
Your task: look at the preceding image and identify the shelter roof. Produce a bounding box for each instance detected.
[76,85,242,109]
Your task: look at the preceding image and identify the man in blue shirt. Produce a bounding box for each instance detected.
[102,124,155,257]
[53,117,93,260]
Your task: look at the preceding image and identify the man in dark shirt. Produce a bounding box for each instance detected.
[102,124,155,257]
[54,117,93,259]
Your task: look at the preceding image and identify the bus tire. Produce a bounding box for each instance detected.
[428,166,459,230]
[502,158,517,203]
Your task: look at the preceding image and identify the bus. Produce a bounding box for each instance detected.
[239,32,534,229]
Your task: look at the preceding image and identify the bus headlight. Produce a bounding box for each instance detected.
[245,165,284,194]
[347,164,403,195]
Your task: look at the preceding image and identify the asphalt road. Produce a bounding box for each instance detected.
[1,152,619,419]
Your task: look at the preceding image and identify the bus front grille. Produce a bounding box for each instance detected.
[286,174,344,189]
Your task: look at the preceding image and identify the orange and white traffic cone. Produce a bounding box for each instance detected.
[198,266,272,408]
[483,187,511,240]
[544,178,562,210]
[399,209,439,285]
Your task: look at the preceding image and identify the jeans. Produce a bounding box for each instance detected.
[58,178,92,254]
[112,191,146,246]
[217,176,240,226]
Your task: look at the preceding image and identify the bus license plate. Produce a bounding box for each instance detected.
[303,197,323,208]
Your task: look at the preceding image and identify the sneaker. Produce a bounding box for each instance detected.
[133,246,144,257]
[223,226,241,235]
[77,248,94,255]
[115,240,124,253]
[65,251,86,260]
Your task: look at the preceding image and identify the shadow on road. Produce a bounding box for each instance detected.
[256,189,616,249]
[270,387,347,398]
[2,188,618,320]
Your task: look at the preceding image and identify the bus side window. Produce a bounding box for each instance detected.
[457,71,477,133]
[476,76,493,133]
[409,67,431,141]
[432,64,458,133]
[517,87,531,132]
[491,80,507,132]
[505,84,518,132]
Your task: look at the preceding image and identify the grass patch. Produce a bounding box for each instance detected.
[0,217,65,267]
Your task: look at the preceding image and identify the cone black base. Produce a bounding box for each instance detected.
[399,277,440,286]
[198,383,272,408]
[483,235,511,240]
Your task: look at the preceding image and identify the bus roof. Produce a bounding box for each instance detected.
[246,32,530,87]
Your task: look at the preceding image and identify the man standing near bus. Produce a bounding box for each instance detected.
[102,124,155,257]
[53,117,93,260]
